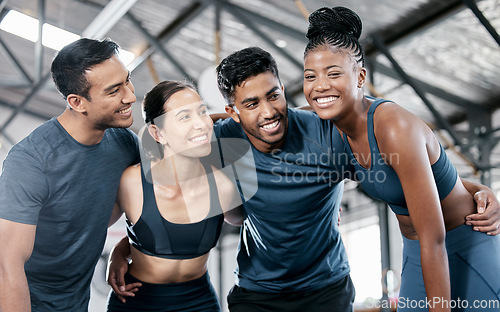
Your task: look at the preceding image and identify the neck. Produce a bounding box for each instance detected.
[57,109,106,145]
[172,154,205,181]
[152,154,205,186]
[335,96,371,139]
[256,138,286,154]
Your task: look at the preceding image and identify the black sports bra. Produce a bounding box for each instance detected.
[126,161,224,259]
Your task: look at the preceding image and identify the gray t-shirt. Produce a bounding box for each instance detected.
[0,118,139,311]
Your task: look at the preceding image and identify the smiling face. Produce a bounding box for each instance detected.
[81,55,136,130]
[154,88,213,158]
[226,72,288,153]
[303,47,366,121]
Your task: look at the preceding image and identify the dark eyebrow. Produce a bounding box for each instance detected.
[104,72,131,93]
[241,86,279,105]
[266,86,279,97]
[304,65,341,72]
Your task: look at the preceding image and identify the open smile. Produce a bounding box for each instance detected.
[189,133,210,144]
[314,96,339,108]
[259,119,281,133]
[117,106,132,116]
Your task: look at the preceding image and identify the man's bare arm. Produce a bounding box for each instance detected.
[0,218,36,312]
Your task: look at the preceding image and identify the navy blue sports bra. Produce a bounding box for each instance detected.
[126,161,224,259]
[343,98,458,216]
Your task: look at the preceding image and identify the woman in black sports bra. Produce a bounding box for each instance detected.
[106,81,243,312]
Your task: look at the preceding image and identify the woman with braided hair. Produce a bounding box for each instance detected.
[303,6,500,312]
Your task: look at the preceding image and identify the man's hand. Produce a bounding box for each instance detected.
[466,190,500,236]
[106,237,141,303]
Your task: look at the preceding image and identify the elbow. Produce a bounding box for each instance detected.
[223,205,244,226]
[419,230,446,255]
[224,215,243,227]
[0,258,25,284]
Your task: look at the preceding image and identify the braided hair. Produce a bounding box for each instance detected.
[304,7,364,66]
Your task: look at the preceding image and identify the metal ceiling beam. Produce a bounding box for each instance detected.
[371,34,464,147]
[461,0,500,46]
[0,77,31,87]
[126,12,196,85]
[222,1,306,42]
[0,36,33,85]
[0,0,9,15]
[364,0,464,56]
[126,1,209,73]
[1,132,16,146]
[82,0,137,39]
[34,0,45,82]
[214,0,221,64]
[223,2,303,70]
[0,72,51,135]
[371,61,490,113]
[76,0,208,84]
[0,98,54,121]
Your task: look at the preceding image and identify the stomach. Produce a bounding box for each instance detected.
[128,247,210,284]
[396,180,476,240]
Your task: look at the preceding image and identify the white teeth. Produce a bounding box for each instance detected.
[316,96,337,104]
[118,107,131,114]
[191,135,207,142]
[261,120,279,130]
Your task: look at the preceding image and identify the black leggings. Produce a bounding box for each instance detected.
[107,272,221,312]
[227,274,355,312]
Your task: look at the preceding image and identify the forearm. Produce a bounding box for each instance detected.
[110,236,131,261]
[420,243,451,312]
[0,267,31,311]
[210,113,229,123]
[461,177,493,196]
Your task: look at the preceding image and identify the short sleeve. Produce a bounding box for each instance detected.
[0,146,48,224]
[126,128,141,164]
[214,118,243,139]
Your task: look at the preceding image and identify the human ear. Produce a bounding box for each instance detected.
[66,94,86,113]
[148,124,167,145]
[225,105,241,123]
[357,67,367,88]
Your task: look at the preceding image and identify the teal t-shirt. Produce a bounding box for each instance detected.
[214,108,352,293]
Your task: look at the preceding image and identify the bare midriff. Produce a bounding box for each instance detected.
[128,246,210,284]
[396,182,476,240]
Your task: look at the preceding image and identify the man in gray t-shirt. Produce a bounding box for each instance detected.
[0,38,140,311]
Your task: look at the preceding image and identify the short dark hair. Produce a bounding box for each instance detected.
[216,47,280,105]
[51,38,120,101]
[141,80,197,160]
[304,7,365,66]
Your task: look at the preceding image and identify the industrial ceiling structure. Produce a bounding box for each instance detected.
[0,0,499,194]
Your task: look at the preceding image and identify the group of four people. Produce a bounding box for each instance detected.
[0,6,499,312]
